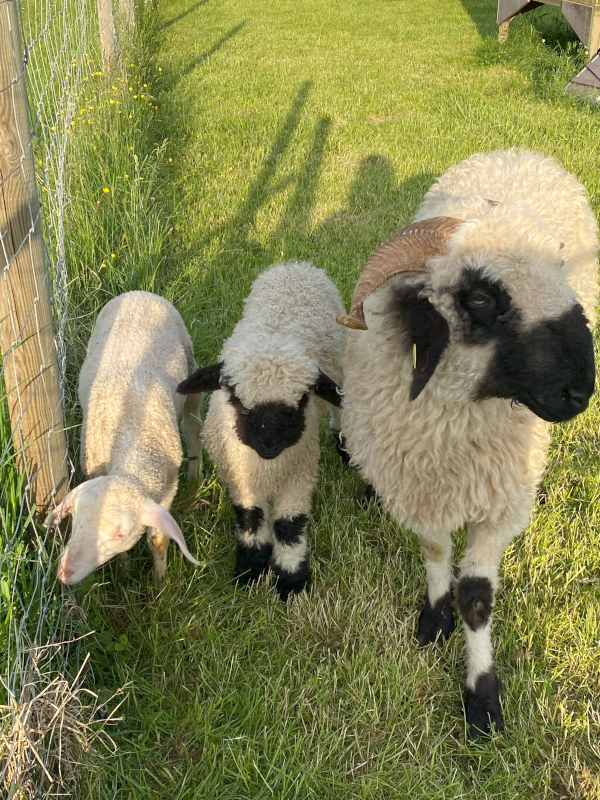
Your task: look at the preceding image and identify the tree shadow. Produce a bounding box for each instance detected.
[162,0,210,31]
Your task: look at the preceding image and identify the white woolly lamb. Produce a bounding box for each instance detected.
[49,291,203,584]
[338,149,598,736]
[178,261,345,600]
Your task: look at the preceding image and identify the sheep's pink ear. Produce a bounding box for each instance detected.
[139,502,201,566]
[45,484,84,527]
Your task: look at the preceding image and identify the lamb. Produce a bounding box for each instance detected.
[48,290,203,584]
[177,261,345,600]
[338,149,598,736]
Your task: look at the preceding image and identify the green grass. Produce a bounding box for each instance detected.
[10,0,600,796]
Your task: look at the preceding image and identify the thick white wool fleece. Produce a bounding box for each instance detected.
[79,290,195,500]
[220,261,345,408]
[342,149,598,535]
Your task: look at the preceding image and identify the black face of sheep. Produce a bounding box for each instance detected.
[177,364,341,459]
[228,390,308,459]
[389,269,595,420]
[453,271,595,422]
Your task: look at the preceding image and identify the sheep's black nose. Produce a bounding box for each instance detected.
[564,387,589,412]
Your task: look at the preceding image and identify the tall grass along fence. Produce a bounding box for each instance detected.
[0,1,135,795]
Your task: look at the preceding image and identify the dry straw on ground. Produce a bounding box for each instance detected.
[0,640,125,799]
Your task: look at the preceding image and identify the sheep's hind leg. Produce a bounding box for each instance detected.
[416,531,456,647]
[233,503,272,586]
[182,393,204,482]
[457,520,516,737]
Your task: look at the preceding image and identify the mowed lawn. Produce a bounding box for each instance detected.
[78,0,600,797]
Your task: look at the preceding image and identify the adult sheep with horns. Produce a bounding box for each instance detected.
[338,149,598,737]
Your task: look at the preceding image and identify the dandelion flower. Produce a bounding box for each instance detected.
[103,187,110,193]
[111,253,116,259]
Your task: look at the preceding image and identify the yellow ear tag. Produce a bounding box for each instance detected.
[412,343,417,370]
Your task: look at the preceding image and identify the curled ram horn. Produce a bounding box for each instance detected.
[337,216,462,330]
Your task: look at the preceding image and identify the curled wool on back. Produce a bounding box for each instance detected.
[417,149,599,325]
[225,261,345,388]
[78,290,195,502]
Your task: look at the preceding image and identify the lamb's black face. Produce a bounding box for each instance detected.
[228,390,308,459]
[457,270,596,422]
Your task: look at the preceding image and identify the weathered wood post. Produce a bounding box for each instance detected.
[120,0,135,27]
[97,0,119,70]
[0,0,69,512]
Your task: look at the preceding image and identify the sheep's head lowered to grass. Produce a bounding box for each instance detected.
[48,476,199,585]
[338,205,595,421]
[177,335,340,460]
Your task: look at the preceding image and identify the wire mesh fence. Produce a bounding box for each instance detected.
[0,0,125,795]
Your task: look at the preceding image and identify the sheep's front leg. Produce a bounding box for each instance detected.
[416,531,455,646]
[147,528,169,582]
[457,521,516,737]
[271,476,314,601]
[232,499,272,586]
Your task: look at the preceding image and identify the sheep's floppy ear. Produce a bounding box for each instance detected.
[314,371,342,407]
[177,362,223,394]
[400,291,450,401]
[139,502,201,566]
[45,483,85,527]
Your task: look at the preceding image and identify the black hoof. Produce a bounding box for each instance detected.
[271,560,311,601]
[359,482,379,508]
[335,434,351,465]
[416,591,456,647]
[234,543,272,586]
[465,670,504,738]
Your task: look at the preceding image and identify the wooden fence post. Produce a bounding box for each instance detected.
[97,0,118,70]
[120,0,135,27]
[0,0,69,512]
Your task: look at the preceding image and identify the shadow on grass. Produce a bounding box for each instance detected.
[162,0,210,30]
[164,76,437,315]
[162,19,249,92]
[459,0,499,39]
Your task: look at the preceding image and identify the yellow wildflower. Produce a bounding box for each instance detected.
[103,187,110,193]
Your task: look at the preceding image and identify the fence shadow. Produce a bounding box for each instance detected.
[162,0,210,31]
[162,19,249,93]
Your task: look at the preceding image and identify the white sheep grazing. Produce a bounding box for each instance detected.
[48,291,203,584]
[177,261,345,600]
[338,149,598,736]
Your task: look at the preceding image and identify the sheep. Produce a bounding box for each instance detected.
[47,291,203,585]
[177,261,345,600]
[338,149,598,736]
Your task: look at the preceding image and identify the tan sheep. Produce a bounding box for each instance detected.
[49,291,202,584]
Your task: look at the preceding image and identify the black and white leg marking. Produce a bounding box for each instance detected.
[416,532,456,646]
[271,513,311,601]
[457,521,517,737]
[233,504,272,585]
